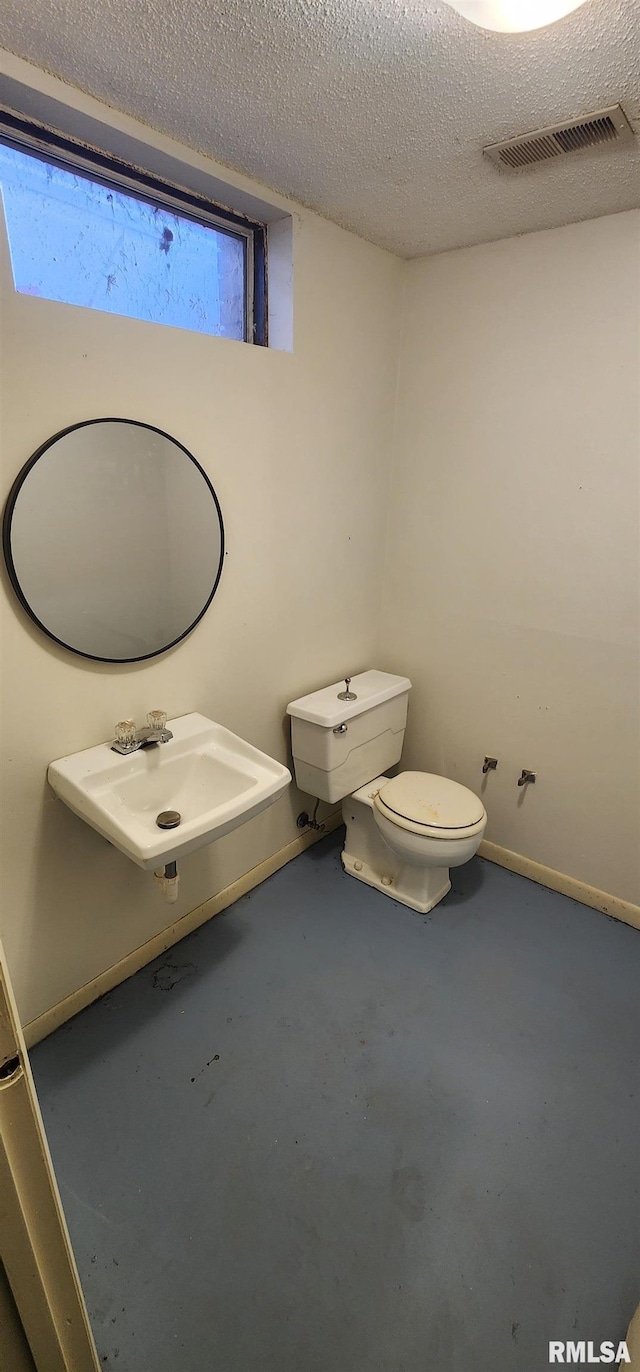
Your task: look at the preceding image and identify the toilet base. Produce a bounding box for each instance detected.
[342,847,451,913]
[341,781,452,914]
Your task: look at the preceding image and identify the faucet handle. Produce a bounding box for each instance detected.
[114,720,136,749]
[147,710,167,732]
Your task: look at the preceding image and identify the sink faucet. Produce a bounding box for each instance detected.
[112,711,173,755]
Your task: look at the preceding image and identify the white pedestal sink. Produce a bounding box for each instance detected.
[48,713,291,870]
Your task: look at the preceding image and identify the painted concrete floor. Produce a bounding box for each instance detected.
[31,834,639,1372]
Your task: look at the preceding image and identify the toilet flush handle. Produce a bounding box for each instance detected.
[337,677,358,701]
[333,723,348,735]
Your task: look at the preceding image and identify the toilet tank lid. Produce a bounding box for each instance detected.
[286,670,411,727]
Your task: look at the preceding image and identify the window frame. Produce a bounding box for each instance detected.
[0,108,267,345]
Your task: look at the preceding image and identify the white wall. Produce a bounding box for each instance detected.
[0,102,403,1025]
[380,210,640,905]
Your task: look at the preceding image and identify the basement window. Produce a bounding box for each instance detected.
[0,116,266,344]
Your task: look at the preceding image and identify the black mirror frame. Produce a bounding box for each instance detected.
[2,417,225,664]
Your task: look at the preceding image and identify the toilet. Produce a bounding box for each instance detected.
[286,670,486,914]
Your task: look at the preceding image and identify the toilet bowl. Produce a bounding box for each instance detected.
[343,771,486,913]
[286,670,487,915]
[373,770,486,866]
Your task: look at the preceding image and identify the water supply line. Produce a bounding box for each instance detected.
[296,799,325,832]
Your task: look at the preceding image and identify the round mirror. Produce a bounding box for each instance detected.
[2,419,224,662]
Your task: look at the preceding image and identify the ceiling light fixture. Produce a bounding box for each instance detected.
[442,0,590,32]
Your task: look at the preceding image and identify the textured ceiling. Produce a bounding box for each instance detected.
[0,0,638,257]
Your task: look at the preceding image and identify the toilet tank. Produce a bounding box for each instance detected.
[286,670,411,803]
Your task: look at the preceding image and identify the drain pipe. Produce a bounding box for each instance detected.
[154,861,179,903]
[155,812,182,900]
[154,810,181,903]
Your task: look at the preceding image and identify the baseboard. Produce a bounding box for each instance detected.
[479,840,640,931]
[24,811,343,1048]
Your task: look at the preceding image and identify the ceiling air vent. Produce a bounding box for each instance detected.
[484,104,634,171]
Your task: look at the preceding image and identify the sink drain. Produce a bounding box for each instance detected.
[156,810,181,829]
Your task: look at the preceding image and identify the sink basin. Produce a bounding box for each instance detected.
[48,713,291,870]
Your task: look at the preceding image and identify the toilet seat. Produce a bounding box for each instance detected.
[374,771,486,840]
